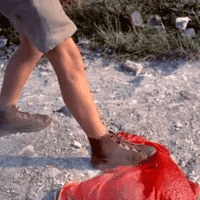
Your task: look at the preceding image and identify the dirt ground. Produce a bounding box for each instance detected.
[0,37,199,199]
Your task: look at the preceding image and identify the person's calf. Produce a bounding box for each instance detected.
[0,33,43,109]
[44,37,85,78]
[44,37,107,139]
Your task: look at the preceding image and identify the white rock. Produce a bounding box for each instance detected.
[181,160,186,168]
[177,121,183,127]
[182,28,196,39]
[121,60,144,76]
[182,74,187,81]
[0,63,4,69]
[131,100,138,104]
[170,154,179,164]
[47,168,62,178]
[18,145,35,155]
[79,173,85,177]
[143,73,153,78]
[73,141,82,148]
[0,38,7,48]
[86,170,102,178]
[168,75,177,81]
[176,17,191,30]
[54,179,65,186]
[168,103,185,108]
[147,15,162,28]
[131,11,144,27]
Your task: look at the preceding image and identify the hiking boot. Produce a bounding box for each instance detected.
[0,104,53,136]
[88,129,157,170]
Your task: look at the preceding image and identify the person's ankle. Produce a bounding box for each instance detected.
[88,130,108,139]
[0,102,15,110]
[0,97,15,110]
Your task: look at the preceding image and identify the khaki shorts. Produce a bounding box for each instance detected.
[0,0,77,53]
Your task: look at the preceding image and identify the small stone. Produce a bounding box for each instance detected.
[180,91,195,100]
[37,181,43,186]
[79,173,85,177]
[0,38,7,48]
[55,149,60,153]
[38,71,49,77]
[120,60,144,76]
[47,168,62,178]
[160,95,165,98]
[90,86,100,93]
[182,74,187,81]
[168,103,185,108]
[168,75,177,81]
[0,63,4,68]
[73,141,82,148]
[54,179,65,186]
[176,17,191,30]
[191,170,195,175]
[170,154,179,164]
[84,64,89,70]
[181,160,186,168]
[131,100,138,104]
[44,79,49,86]
[86,170,102,178]
[56,106,72,117]
[183,28,196,38]
[177,121,183,127]
[18,145,35,155]
[131,11,144,27]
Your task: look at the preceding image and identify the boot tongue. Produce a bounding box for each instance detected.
[88,129,113,140]
[0,104,14,110]
[88,130,132,151]
[107,131,138,151]
[100,130,131,150]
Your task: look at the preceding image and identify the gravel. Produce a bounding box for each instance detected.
[0,37,199,199]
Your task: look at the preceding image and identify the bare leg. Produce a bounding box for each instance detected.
[44,39,157,170]
[0,32,106,138]
[0,33,43,108]
[44,37,107,138]
[0,34,156,170]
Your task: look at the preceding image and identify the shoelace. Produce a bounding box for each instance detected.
[107,129,144,153]
[14,106,42,121]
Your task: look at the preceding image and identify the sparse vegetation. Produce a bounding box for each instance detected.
[63,0,200,63]
[1,0,200,65]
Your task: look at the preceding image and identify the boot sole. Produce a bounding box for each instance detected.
[0,117,53,136]
[90,159,141,171]
[91,147,157,171]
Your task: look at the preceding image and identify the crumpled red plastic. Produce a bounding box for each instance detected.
[58,132,200,200]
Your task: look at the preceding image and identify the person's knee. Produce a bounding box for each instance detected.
[44,37,85,74]
[45,37,82,60]
[19,32,43,58]
[19,32,34,48]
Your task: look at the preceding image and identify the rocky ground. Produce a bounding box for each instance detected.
[0,37,200,199]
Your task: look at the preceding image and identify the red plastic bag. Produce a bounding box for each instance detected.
[58,132,200,200]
